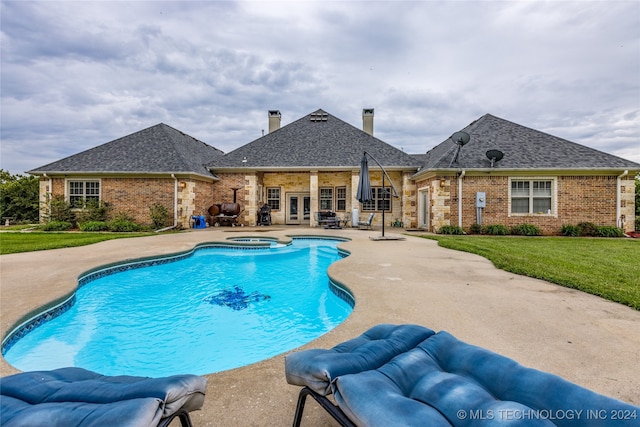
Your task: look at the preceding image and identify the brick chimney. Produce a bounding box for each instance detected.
[362,108,374,135]
[268,110,281,133]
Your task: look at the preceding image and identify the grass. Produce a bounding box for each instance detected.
[423,235,640,310]
[0,231,154,255]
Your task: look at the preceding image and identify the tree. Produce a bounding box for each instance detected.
[0,169,40,223]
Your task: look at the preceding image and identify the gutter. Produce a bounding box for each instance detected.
[410,167,637,180]
[458,170,466,228]
[617,170,628,228]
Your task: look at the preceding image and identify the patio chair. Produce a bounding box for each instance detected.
[285,324,640,427]
[357,213,374,229]
[0,367,207,427]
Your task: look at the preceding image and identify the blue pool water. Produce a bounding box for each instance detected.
[3,238,353,377]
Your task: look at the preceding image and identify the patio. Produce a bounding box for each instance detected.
[1,227,639,426]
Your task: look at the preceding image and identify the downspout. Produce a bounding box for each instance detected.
[617,170,628,229]
[458,170,466,228]
[156,174,179,232]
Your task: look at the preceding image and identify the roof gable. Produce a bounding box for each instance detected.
[209,109,419,170]
[422,114,640,170]
[29,123,224,176]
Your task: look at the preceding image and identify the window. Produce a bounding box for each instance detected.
[69,180,100,208]
[336,187,346,211]
[266,187,280,210]
[510,179,553,214]
[319,187,333,211]
[361,187,392,212]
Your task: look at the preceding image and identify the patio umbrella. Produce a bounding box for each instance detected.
[356,154,373,203]
[357,152,390,237]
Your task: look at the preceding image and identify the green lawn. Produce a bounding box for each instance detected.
[0,231,154,255]
[423,235,640,310]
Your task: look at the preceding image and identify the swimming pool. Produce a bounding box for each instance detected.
[3,238,353,377]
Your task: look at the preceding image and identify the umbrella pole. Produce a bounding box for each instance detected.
[359,151,399,239]
[382,172,386,237]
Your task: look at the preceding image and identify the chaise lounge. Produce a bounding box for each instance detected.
[285,324,639,427]
[0,367,207,427]
[357,213,375,230]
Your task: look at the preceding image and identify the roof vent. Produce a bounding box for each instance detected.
[310,112,328,122]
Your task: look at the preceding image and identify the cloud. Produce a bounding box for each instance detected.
[1,0,639,175]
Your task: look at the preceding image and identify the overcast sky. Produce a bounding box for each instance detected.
[1,0,639,175]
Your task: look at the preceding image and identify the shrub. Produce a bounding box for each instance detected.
[40,220,73,231]
[46,195,75,224]
[111,210,135,222]
[510,224,541,236]
[596,226,624,238]
[577,222,598,237]
[561,224,581,237]
[469,223,482,234]
[636,216,640,231]
[107,219,142,232]
[79,221,109,232]
[149,203,170,229]
[438,225,465,235]
[482,224,509,235]
[75,200,110,223]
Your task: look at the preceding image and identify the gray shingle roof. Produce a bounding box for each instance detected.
[422,114,640,170]
[28,124,223,176]
[208,109,420,170]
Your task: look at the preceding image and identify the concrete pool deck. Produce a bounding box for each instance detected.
[1,227,639,426]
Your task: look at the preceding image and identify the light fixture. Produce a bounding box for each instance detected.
[179,182,186,188]
[440,178,446,187]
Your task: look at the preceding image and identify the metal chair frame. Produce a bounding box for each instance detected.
[292,387,355,427]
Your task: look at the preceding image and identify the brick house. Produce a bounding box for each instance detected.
[28,123,224,228]
[29,110,638,234]
[412,114,639,234]
[207,109,419,229]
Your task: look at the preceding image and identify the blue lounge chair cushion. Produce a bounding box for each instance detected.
[285,324,435,395]
[286,324,640,427]
[0,367,207,427]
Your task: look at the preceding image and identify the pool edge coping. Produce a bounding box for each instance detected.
[1,235,354,356]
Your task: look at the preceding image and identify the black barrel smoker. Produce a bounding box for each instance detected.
[208,188,242,226]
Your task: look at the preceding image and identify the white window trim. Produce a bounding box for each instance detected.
[508,176,557,217]
[65,178,102,208]
[319,187,334,211]
[266,186,281,211]
[335,186,347,212]
[361,186,393,213]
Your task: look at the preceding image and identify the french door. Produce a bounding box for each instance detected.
[287,193,310,225]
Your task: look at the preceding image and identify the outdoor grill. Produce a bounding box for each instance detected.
[208,188,242,226]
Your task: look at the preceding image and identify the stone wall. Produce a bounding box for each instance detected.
[415,176,451,232]
[222,170,406,227]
